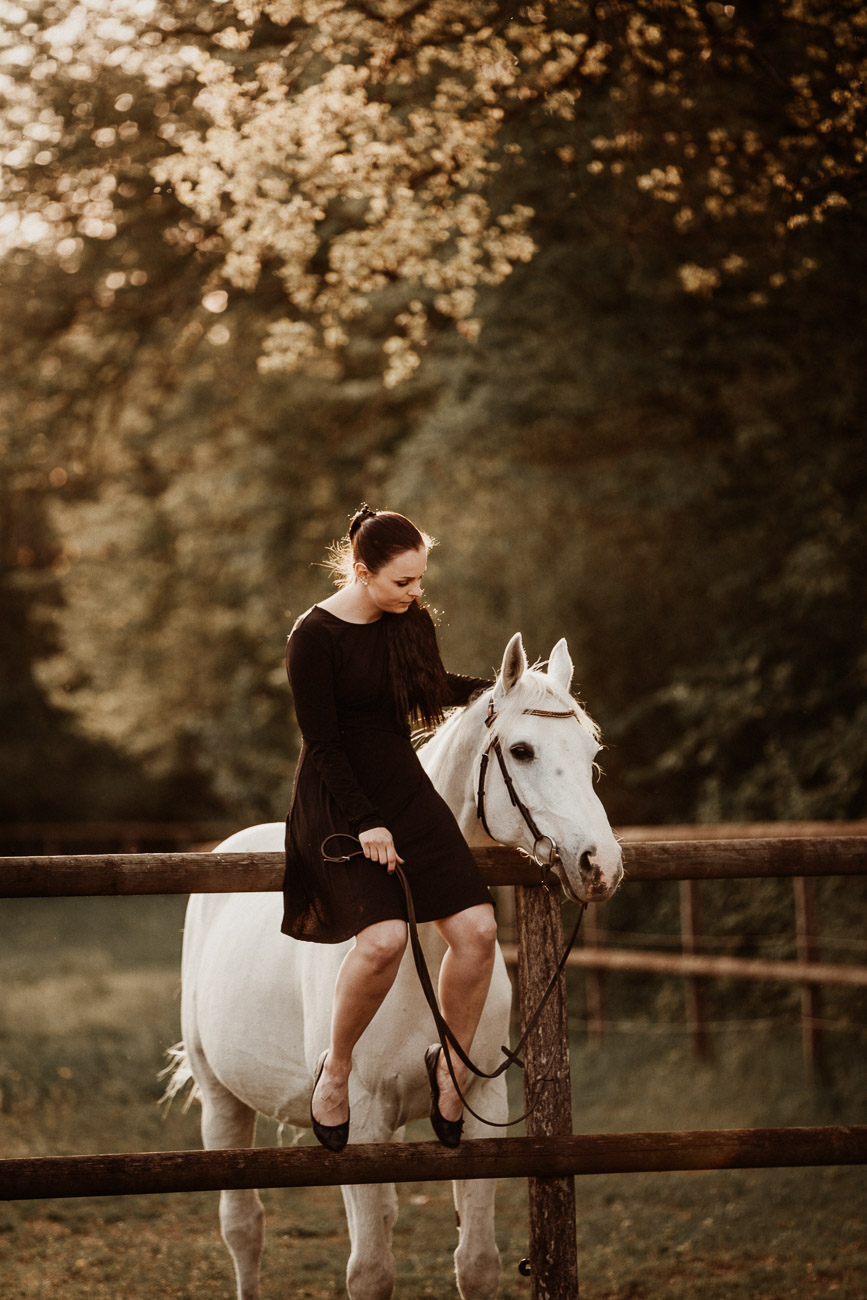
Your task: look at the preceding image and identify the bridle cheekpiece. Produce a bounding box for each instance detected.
[476,693,580,888]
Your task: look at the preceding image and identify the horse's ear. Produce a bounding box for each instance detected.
[494,633,527,698]
[548,638,574,693]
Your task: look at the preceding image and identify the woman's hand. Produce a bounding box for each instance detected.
[358,827,404,873]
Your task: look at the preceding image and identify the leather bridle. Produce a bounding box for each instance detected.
[476,693,582,883]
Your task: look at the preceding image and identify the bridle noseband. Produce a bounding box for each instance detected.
[476,694,580,884]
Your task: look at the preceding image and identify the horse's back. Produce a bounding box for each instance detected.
[180,823,309,1119]
[181,821,285,981]
[215,821,286,853]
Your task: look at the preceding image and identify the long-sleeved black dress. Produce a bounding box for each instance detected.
[281,604,493,944]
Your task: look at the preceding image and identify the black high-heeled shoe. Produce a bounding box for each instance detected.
[310,1051,350,1153]
[424,1044,463,1148]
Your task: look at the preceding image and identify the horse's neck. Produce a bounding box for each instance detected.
[419,702,490,845]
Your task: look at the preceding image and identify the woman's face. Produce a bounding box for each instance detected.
[360,545,427,615]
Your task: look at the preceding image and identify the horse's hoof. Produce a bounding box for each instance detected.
[424,1045,463,1148]
[310,1051,350,1153]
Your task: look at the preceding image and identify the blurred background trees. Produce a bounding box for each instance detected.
[1,0,865,826]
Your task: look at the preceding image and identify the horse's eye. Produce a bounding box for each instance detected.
[510,743,535,762]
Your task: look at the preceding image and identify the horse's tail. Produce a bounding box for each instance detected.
[158,1041,201,1112]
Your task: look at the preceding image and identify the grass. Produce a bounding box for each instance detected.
[0,895,865,1297]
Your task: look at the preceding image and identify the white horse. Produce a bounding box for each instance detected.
[167,633,622,1300]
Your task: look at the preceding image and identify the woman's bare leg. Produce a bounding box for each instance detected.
[433,903,498,1122]
[312,919,408,1127]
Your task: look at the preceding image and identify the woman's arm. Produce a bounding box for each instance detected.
[444,671,494,707]
[286,620,382,835]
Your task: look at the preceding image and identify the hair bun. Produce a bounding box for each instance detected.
[348,503,378,539]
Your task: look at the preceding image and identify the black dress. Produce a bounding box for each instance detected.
[281,604,493,944]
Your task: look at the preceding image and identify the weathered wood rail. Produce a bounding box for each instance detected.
[2,836,865,896]
[2,1127,864,1202]
[499,943,867,987]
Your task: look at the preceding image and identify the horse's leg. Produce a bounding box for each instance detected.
[453,1177,500,1300]
[193,1045,265,1300]
[452,1079,506,1300]
[341,1181,399,1300]
[337,1108,402,1300]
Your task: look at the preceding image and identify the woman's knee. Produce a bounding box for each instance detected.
[356,919,408,972]
[453,905,498,958]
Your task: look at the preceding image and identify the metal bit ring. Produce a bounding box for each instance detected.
[532,834,558,869]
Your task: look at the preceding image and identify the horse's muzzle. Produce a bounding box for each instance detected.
[559,849,623,903]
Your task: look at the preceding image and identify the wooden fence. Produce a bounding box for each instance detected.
[499,822,867,1071]
[1,834,866,1300]
[6,824,865,1074]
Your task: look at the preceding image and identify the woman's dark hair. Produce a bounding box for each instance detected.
[328,505,450,729]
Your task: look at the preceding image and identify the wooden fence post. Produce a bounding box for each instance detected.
[679,880,709,1060]
[793,877,824,1077]
[515,883,579,1300]
[582,903,606,1045]
[496,885,522,1039]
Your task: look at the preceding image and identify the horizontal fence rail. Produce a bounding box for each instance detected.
[1,837,865,897]
[616,822,867,842]
[499,944,867,988]
[2,1127,864,1202]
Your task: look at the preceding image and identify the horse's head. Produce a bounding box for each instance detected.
[476,633,623,904]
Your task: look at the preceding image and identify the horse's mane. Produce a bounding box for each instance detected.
[417,664,600,756]
[487,668,601,743]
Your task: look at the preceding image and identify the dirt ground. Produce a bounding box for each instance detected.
[1,894,865,1298]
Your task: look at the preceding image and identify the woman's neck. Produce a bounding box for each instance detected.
[319,584,382,624]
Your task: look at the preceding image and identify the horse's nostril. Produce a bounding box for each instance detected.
[580,850,609,894]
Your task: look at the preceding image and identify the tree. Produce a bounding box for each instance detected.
[1,1,864,823]
[0,0,242,814]
[157,1,866,380]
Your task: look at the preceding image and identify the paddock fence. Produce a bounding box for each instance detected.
[499,821,867,1071]
[1,831,866,1300]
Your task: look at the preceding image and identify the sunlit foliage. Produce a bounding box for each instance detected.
[154,1,867,380]
[4,2,863,385]
[1,1,864,822]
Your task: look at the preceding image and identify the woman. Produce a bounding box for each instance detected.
[282,505,498,1151]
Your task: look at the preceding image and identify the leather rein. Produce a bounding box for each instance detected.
[321,694,586,1128]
